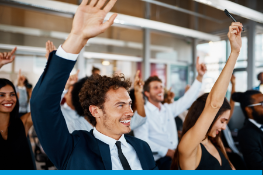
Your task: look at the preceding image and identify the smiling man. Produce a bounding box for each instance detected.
[134,58,207,170]
[30,0,157,170]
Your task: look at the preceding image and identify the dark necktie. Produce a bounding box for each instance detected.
[115,141,131,170]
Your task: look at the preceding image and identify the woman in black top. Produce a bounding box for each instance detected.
[171,22,243,170]
[0,49,34,170]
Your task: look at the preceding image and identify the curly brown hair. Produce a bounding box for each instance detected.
[143,76,162,92]
[79,74,131,126]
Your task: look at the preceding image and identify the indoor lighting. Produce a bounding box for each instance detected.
[102,61,110,66]
[194,0,263,24]
[6,0,220,41]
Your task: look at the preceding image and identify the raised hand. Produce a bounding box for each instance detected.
[0,47,17,68]
[18,69,26,87]
[45,40,57,60]
[228,22,242,53]
[167,87,175,103]
[196,57,207,82]
[230,74,236,85]
[65,70,80,90]
[134,70,144,93]
[63,0,118,54]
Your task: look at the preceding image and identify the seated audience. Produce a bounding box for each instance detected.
[30,0,157,170]
[0,48,34,170]
[232,90,263,170]
[171,22,243,170]
[134,57,206,170]
[221,75,247,170]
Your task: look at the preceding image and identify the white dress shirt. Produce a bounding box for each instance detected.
[249,119,263,132]
[134,80,201,160]
[93,127,142,170]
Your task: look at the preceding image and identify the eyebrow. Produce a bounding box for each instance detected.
[0,92,15,94]
[115,101,132,106]
[222,118,228,121]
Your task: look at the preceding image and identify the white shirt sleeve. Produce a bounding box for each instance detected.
[168,79,202,117]
[133,121,168,157]
[55,45,79,61]
[130,111,147,130]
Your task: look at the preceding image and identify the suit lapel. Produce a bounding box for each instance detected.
[247,121,263,135]
[90,130,112,170]
[125,135,148,170]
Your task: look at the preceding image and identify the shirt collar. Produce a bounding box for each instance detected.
[248,119,262,130]
[146,101,165,112]
[93,127,129,150]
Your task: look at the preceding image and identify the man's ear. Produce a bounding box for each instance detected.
[245,106,253,119]
[144,91,150,99]
[89,105,102,119]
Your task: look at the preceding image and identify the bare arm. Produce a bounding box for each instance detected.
[178,22,243,159]
[134,70,145,117]
[20,112,33,136]
[229,75,236,121]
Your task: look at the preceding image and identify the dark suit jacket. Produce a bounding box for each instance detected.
[238,120,263,170]
[30,51,158,170]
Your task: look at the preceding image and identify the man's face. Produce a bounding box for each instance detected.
[96,87,133,139]
[247,94,263,124]
[146,81,164,103]
[93,70,100,75]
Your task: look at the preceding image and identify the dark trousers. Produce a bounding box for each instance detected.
[156,156,172,170]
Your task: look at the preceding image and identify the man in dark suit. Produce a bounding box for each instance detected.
[30,0,157,170]
[232,90,263,170]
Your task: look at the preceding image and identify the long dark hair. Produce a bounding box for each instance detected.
[171,93,232,170]
[0,78,19,121]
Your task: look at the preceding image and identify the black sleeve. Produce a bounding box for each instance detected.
[30,51,76,169]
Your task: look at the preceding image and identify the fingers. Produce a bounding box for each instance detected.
[103,0,117,13]
[89,0,98,6]
[101,13,117,31]
[80,0,89,6]
[76,69,80,76]
[135,70,140,78]
[96,0,106,9]
[10,47,17,56]
[168,87,172,92]
[0,52,3,59]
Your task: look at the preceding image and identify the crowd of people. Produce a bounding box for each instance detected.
[0,0,263,170]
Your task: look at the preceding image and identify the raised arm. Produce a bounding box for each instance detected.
[0,47,16,69]
[229,75,236,121]
[30,0,117,169]
[130,70,147,130]
[179,22,242,157]
[168,58,206,117]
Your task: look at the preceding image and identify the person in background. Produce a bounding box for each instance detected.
[0,49,35,170]
[232,90,263,170]
[92,66,100,76]
[134,56,207,170]
[16,70,29,117]
[221,74,247,170]
[171,22,243,170]
[253,72,263,93]
[30,0,157,170]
